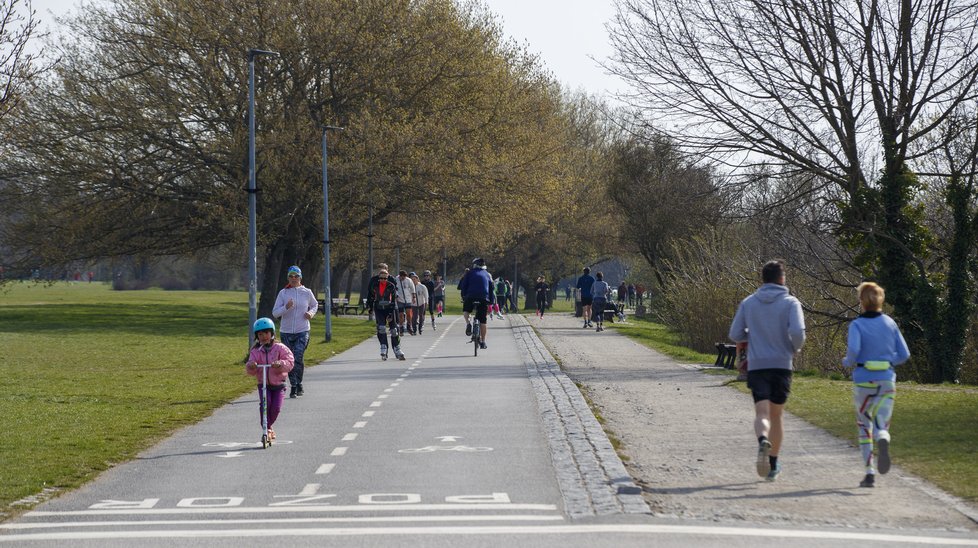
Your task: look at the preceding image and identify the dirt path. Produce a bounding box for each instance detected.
[529,312,978,532]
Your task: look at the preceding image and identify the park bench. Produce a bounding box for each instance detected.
[317,298,364,316]
[714,343,737,368]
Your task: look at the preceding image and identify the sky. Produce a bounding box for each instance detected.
[37,0,627,100]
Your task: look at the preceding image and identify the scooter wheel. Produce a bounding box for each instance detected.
[261,434,269,449]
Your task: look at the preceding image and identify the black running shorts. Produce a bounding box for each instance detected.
[580,296,593,306]
[747,368,793,405]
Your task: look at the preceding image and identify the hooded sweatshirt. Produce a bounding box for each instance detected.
[728,283,806,371]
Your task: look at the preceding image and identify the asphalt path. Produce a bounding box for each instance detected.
[4,315,978,547]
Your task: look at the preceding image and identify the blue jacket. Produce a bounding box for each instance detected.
[842,312,910,383]
[728,283,806,371]
[460,267,493,300]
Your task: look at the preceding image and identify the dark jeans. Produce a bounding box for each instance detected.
[281,331,309,388]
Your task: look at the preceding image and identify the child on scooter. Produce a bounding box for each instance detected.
[245,317,294,442]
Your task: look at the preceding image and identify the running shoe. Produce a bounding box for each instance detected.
[296,384,304,397]
[465,323,472,336]
[765,461,781,482]
[859,473,875,488]
[756,439,772,477]
[479,341,487,349]
[877,432,891,474]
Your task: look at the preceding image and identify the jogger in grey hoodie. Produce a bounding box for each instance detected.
[728,260,806,481]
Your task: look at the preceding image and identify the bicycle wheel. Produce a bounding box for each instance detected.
[472,320,479,356]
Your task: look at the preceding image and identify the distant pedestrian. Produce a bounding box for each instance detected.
[627,284,636,308]
[494,276,508,319]
[534,276,550,318]
[565,286,571,301]
[432,274,446,319]
[576,267,595,328]
[636,284,645,307]
[591,272,610,332]
[505,279,513,312]
[412,273,429,335]
[365,264,404,360]
[395,270,417,335]
[245,317,295,443]
[728,260,806,482]
[842,282,910,488]
[617,281,627,308]
[421,270,436,329]
[272,265,317,399]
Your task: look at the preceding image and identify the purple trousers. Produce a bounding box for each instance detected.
[257,384,286,428]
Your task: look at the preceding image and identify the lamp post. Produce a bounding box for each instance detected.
[247,47,278,348]
[321,125,344,343]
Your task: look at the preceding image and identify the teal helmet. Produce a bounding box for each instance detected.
[253,317,275,334]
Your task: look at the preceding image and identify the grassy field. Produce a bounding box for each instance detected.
[610,314,978,503]
[0,282,375,518]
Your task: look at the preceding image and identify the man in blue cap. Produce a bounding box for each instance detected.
[273,265,318,398]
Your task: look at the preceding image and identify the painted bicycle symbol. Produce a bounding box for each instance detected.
[398,445,493,453]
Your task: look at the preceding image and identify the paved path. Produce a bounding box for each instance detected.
[4,313,977,546]
[529,311,978,532]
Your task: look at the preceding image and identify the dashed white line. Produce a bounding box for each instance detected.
[378,395,389,399]
[298,484,320,495]
[315,464,335,475]
[362,411,375,417]
[342,433,358,441]
[330,447,348,456]
[369,401,382,408]
[353,421,367,428]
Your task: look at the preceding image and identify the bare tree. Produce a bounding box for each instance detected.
[0,0,44,123]
[609,0,978,382]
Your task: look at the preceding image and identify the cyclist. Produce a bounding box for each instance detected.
[459,257,493,349]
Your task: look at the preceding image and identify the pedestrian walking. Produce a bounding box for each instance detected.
[493,276,507,319]
[245,317,295,443]
[591,272,610,331]
[728,260,806,482]
[365,264,405,360]
[421,270,436,329]
[412,273,429,335]
[395,270,417,335]
[535,275,550,318]
[627,283,636,308]
[272,265,317,399]
[576,267,595,328]
[842,282,910,488]
[617,281,628,309]
[432,274,446,320]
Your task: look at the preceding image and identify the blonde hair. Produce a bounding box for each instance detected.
[857,282,885,312]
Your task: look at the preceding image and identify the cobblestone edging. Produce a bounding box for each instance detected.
[511,314,649,518]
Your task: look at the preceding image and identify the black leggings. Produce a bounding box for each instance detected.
[374,308,401,347]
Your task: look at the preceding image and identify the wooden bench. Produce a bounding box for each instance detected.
[714,343,737,369]
[317,298,364,316]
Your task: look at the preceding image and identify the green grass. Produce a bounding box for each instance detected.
[609,315,978,503]
[0,282,375,519]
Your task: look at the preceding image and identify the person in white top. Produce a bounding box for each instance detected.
[412,273,429,335]
[395,270,417,335]
[272,265,318,398]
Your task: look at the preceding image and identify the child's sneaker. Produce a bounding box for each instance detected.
[765,461,781,481]
[756,439,772,477]
[877,431,891,474]
[859,473,875,488]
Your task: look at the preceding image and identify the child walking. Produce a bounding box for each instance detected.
[842,282,910,488]
[245,317,295,443]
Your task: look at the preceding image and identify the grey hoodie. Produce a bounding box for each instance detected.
[728,283,806,371]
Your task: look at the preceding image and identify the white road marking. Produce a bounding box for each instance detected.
[353,421,367,428]
[216,452,244,458]
[342,433,358,441]
[390,383,400,387]
[361,411,375,417]
[3,524,977,543]
[298,484,320,496]
[378,395,389,399]
[369,401,382,407]
[26,504,559,516]
[435,436,462,442]
[315,464,335,475]
[1,515,565,530]
[330,447,348,456]
[383,388,394,393]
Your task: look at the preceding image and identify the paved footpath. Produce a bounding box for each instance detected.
[529,311,978,532]
[4,313,977,546]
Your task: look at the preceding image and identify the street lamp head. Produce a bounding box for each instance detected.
[323,125,345,131]
[248,48,280,60]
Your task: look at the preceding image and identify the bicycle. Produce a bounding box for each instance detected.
[471,303,481,356]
